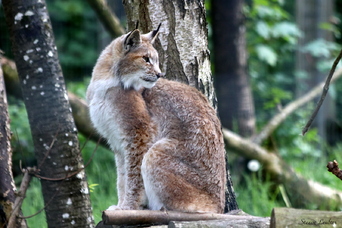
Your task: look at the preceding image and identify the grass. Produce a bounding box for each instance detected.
[233,173,286,217]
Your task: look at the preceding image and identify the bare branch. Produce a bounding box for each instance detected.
[253,68,342,144]
[302,49,342,135]
[7,168,33,228]
[86,0,125,38]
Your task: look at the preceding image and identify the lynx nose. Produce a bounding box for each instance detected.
[156,73,164,78]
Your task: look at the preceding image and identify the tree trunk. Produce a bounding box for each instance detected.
[0,54,26,228]
[2,0,95,227]
[211,0,255,137]
[122,0,238,212]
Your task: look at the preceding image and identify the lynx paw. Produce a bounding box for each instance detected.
[106,205,135,210]
[107,205,122,210]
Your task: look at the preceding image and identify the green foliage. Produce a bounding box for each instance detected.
[46,0,99,79]
[245,0,301,124]
[276,113,321,159]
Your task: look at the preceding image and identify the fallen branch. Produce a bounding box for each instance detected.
[253,67,342,144]
[327,160,342,181]
[302,49,342,135]
[102,210,269,226]
[223,128,342,208]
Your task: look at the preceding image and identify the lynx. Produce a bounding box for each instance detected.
[86,25,226,213]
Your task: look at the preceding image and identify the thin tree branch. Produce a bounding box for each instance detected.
[253,68,342,144]
[7,168,33,228]
[302,49,342,135]
[86,0,125,38]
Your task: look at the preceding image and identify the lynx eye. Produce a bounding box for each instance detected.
[142,56,150,63]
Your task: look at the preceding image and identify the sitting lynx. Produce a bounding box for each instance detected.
[86,25,226,213]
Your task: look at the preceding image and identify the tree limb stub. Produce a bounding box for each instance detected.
[102,210,269,226]
[327,160,342,181]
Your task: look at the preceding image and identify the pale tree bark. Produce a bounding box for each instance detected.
[211,0,256,137]
[2,0,94,227]
[123,0,217,108]
[122,0,238,212]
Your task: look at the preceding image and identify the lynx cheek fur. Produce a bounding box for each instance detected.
[86,26,226,213]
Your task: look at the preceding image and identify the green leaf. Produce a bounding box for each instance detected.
[256,21,271,39]
[272,22,302,39]
[301,39,341,58]
[255,44,277,66]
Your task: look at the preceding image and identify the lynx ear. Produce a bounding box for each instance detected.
[145,23,161,44]
[124,29,142,51]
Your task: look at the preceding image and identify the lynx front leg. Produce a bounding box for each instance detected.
[107,152,126,210]
[115,153,126,206]
[107,147,147,210]
[120,149,147,210]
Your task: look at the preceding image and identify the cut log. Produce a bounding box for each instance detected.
[102,210,269,227]
[170,218,270,228]
[271,207,342,228]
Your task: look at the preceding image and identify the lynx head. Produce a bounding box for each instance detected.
[91,24,162,91]
[105,24,161,91]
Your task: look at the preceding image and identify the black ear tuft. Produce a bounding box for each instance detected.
[124,29,142,51]
[148,23,161,44]
[151,23,162,39]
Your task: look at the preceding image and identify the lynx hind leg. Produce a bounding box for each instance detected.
[141,138,220,213]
